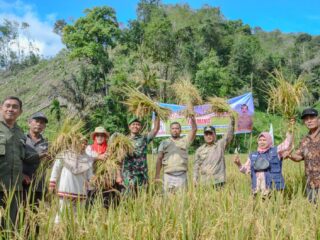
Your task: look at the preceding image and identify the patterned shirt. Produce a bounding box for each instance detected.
[296,128,320,188]
[122,133,153,187]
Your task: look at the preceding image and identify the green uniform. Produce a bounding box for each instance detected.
[0,119,29,226]
[0,120,26,191]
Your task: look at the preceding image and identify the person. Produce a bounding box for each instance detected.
[233,124,293,197]
[285,108,320,203]
[49,137,93,224]
[120,115,160,193]
[85,127,122,207]
[155,115,197,193]
[193,114,235,188]
[237,104,253,131]
[0,96,29,226]
[85,126,109,161]
[23,112,49,206]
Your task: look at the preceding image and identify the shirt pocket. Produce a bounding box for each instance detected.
[0,135,6,156]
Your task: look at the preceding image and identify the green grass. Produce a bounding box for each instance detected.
[1,154,318,239]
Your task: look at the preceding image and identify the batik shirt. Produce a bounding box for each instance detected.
[122,133,153,187]
[296,128,320,188]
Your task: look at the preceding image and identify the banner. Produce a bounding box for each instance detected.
[155,92,254,137]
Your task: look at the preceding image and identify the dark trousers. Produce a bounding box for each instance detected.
[0,191,21,228]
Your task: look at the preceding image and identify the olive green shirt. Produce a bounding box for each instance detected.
[0,120,26,191]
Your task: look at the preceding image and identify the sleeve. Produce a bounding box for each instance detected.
[146,132,154,144]
[158,140,166,153]
[49,158,63,189]
[220,116,235,150]
[239,158,251,174]
[277,133,293,158]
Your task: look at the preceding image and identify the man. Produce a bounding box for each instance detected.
[121,115,160,192]
[237,104,253,131]
[0,96,26,225]
[23,112,49,205]
[155,116,197,193]
[193,115,235,188]
[286,108,320,203]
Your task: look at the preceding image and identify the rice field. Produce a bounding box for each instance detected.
[1,154,319,240]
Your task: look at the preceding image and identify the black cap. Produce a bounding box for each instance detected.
[301,108,318,119]
[30,112,48,123]
[204,125,216,133]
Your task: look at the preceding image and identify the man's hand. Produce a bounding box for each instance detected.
[116,176,123,185]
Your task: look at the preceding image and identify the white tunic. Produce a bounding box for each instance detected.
[49,151,93,199]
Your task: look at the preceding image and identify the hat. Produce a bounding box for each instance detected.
[30,112,48,123]
[128,117,141,126]
[204,125,216,133]
[301,108,318,119]
[91,126,109,140]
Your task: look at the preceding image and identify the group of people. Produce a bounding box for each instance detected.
[0,95,319,228]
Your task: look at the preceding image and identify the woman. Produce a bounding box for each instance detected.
[86,126,109,161]
[234,130,292,196]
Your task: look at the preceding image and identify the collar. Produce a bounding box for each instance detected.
[308,126,320,140]
[0,117,19,130]
[26,133,44,142]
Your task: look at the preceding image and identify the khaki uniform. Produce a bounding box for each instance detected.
[158,136,191,192]
[193,117,235,185]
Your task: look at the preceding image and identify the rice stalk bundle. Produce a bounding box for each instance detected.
[208,97,237,118]
[123,86,171,121]
[172,77,203,117]
[94,133,134,189]
[49,118,85,158]
[267,69,308,119]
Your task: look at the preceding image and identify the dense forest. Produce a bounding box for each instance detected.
[1,0,319,133]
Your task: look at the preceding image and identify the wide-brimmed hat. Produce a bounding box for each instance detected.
[91,126,109,140]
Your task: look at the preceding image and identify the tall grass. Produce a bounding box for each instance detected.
[1,154,317,239]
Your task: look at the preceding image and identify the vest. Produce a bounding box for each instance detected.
[249,147,284,190]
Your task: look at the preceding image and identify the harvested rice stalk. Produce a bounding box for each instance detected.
[123,86,171,121]
[172,77,203,117]
[267,69,308,119]
[94,133,134,189]
[208,97,237,118]
[49,118,85,158]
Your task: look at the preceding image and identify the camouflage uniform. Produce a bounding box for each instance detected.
[122,134,153,189]
[295,128,320,202]
[193,117,234,186]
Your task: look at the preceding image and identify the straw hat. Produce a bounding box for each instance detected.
[91,126,110,140]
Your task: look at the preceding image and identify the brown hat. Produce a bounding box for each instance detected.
[90,126,110,140]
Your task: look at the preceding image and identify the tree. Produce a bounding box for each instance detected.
[195,49,230,97]
[53,19,67,36]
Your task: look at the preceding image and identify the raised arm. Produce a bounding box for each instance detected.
[187,115,197,144]
[221,115,235,149]
[149,115,160,139]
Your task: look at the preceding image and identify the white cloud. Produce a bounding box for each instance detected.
[0,0,64,57]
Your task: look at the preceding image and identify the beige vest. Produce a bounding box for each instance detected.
[160,137,190,173]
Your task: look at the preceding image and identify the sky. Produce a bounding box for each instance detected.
[1,0,320,57]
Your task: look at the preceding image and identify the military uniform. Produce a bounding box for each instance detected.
[122,134,153,189]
